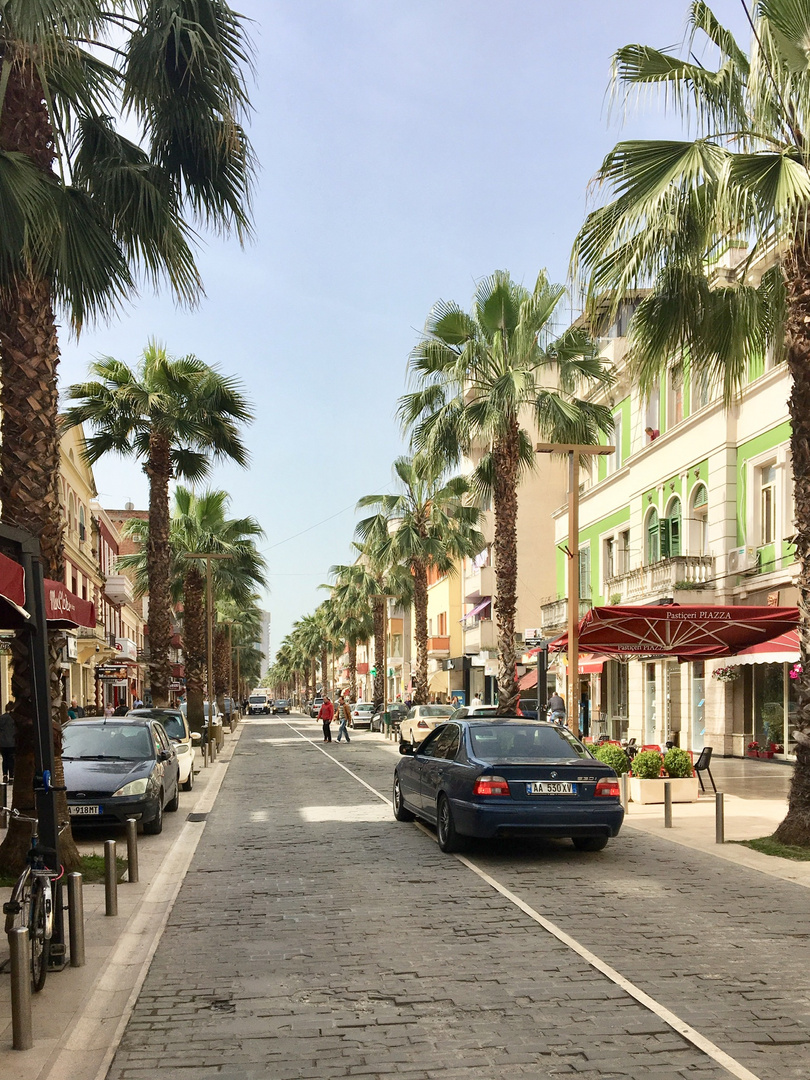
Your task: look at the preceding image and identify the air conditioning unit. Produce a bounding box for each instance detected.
[728,546,757,573]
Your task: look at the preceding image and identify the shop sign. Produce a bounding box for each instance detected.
[96,663,130,681]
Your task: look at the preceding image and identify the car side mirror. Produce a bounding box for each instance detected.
[159,748,173,761]
[399,742,414,756]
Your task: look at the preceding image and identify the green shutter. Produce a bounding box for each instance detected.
[659,521,670,559]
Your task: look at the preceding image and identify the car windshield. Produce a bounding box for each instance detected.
[249,697,265,703]
[159,715,186,740]
[355,704,373,712]
[469,723,589,762]
[63,723,154,761]
[420,706,455,718]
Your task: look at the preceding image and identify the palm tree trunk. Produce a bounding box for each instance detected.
[321,648,328,698]
[184,568,205,732]
[0,57,81,871]
[773,235,810,844]
[373,597,385,711]
[492,420,521,715]
[349,640,357,702]
[214,626,228,712]
[145,432,173,705]
[412,563,429,705]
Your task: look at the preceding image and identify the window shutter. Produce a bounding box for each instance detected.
[659,520,670,559]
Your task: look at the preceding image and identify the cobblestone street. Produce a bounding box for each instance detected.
[106,716,810,1080]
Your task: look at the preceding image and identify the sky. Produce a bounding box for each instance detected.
[58,0,750,663]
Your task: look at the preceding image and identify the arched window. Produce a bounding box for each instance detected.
[78,504,86,542]
[690,484,709,555]
[665,497,682,557]
[68,493,76,536]
[645,508,660,563]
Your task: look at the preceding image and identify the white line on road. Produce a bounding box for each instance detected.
[284,717,763,1080]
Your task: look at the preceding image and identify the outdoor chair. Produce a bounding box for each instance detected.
[693,746,716,793]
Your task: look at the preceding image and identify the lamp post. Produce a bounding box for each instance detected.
[183,553,233,753]
[536,443,614,735]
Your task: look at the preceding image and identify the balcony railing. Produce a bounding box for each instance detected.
[604,555,715,604]
[464,565,494,601]
[463,618,497,653]
[539,598,593,636]
[427,636,450,657]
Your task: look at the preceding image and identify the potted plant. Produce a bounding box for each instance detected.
[592,743,630,775]
[746,740,760,758]
[628,749,665,803]
[662,746,699,801]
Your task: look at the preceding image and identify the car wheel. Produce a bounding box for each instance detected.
[182,767,194,792]
[436,794,465,853]
[143,795,164,834]
[393,776,415,822]
[572,836,608,852]
[166,781,180,812]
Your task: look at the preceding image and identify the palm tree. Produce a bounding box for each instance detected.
[328,568,375,701]
[64,345,252,704]
[119,486,265,729]
[357,456,485,705]
[296,613,330,700]
[570,0,810,846]
[0,3,253,873]
[399,271,613,714]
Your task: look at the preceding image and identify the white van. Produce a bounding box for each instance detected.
[247,690,269,715]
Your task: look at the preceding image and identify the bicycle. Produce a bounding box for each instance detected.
[1,807,63,992]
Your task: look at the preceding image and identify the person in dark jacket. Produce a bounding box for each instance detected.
[318,697,334,742]
[0,703,15,781]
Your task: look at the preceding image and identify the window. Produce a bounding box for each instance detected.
[619,530,631,574]
[645,386,660,434]
[760,464,777,545]
[437,612,447,637]
[693,368,711,410]
[604,537,616,581]
[646,509,660,563]
[668,366,684,426]
[78,505,86,542]
[606,413,622,475]
[690,485,709,555]
[579,546,591,600]
[664,498,682,557]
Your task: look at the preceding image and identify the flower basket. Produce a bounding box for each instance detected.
[712,665,741,683]
[758,750,774,759]
[747,741,760,759]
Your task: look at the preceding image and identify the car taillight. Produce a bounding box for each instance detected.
[595,777,621,797]
[417,720,429,728]
[473,775,510,797]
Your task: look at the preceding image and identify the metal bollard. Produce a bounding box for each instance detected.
[0,781,6,809]
[67,872,85,968]
[619,772,629,811]
[126,818,139,883]
[9,927,33,1050]
[664,781,672,828]
[104,839,118,916]
[715,790,725,844]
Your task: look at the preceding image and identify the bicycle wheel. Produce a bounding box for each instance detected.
[29,877,50,992]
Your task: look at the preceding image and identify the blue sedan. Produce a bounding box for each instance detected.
[393,718,624,853]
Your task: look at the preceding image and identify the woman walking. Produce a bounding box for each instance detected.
[337,696,351,743]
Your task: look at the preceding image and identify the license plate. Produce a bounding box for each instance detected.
[527,782,575,795]
[70,805,102,816]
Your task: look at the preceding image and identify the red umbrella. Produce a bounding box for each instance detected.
[540,605,799,661]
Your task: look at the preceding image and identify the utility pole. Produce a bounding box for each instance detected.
[536,443,613,735]
[183,553,233,752]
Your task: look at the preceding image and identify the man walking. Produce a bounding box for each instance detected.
[318,696,334,742]
[0,702,14,782]
[547,691,566,724]
[336,696,351,743]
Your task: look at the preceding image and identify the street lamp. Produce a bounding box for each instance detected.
[536,442,613,735]
[183,552,233,757]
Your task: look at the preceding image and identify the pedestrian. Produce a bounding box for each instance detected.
[104,701,114,718]
[133,695,143,708]
[318,696,334,742]
[547,691,566,724]
[471,693,482,709]
[0,702,15,782]
[67,698,79,720]
[337,696,351,743]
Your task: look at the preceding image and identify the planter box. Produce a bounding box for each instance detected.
[758,750,774,759]
[746,751,759,759]
[629,776,700,804]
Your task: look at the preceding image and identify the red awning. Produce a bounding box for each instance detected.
[726,629,800,666]
[565,653,606,675]
[0,550,26,616]
[547,605,799,661]
[44,579,96,629]
[519,669,537,690]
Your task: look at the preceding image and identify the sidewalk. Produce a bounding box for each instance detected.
[0,725,243,1080]
[0,718,806,1079]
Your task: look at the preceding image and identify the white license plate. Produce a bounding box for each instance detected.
[527,782,575,795]
[70,805,102,816]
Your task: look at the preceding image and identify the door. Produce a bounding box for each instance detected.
[644,664,657,742]
[665,662,682,746]
[418,725,461,817]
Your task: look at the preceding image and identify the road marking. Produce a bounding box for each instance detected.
[284,717,763,1080]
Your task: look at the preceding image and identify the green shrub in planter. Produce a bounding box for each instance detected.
[663,746,693,778]
[592,744,630,775]
[632,749,663,779]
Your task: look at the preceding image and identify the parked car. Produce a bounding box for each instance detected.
[310,697,324,718]
[351,702,375,728]
[62,717,181,834]
[371,702,408,732]
[450,705,499,721]
[127,707,200,790]
[393,718,624,853]
[274,699,291,715]
[399,704,456,745]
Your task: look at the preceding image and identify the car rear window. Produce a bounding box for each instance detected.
[160,715,186,740]
[469,724,589,762]
[420,706,455,717]
[63,723,154,761]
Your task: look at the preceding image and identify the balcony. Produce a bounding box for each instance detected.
[463,618,496,654]
[605,555,715,605]
[105,573,134,606]
[464,565,494,601]
[427,636,450,658]
[540,598,593,638]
